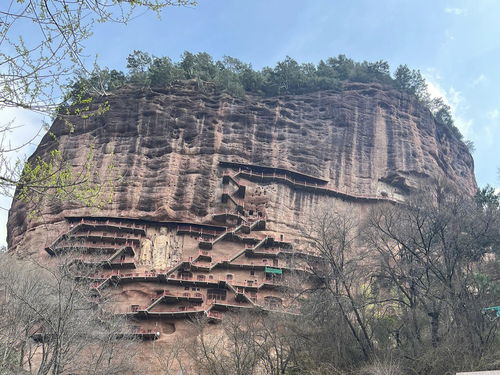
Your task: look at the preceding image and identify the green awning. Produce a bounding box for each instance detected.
[482,306,500,317]
[265,267,282,275]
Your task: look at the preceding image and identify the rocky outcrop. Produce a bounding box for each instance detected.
[5,81,477,361]
[8,80,476,252]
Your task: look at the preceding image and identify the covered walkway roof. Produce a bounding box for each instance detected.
[65,216,227,231]
[219,161,328,185]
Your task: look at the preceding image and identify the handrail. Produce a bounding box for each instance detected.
[236,170,397,203]
[219,161,329,185]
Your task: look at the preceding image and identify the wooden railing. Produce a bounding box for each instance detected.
[74,218,147,231]
[72,230,141,241]
[235,170,397,203]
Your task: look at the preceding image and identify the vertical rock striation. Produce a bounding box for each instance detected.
[7,81,475,251]
[5,81,476,358]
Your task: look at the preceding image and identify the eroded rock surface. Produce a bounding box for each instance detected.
[8,81,475,251]
[5,82,477,365]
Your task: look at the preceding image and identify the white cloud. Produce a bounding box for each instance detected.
[482,124,494,146]
[481,111,500,147]
[453,116,473,138]
[424,73,473,138]
[0,197,12,249]
[0,107,47,247]
[486,109,499,120]
[426,79,448,101]
[0,107,46,154]
[472,74,487,86]
[448,88,469,111]
[444,7,467,15]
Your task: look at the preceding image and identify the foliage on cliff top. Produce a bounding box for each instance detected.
[65,51,464,141]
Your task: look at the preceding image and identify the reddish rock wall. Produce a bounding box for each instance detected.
[7,81,476,252]
[5,81,477,360]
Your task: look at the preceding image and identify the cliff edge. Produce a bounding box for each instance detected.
[7,81,476,252]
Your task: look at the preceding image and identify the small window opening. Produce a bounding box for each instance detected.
[207,289,226,301]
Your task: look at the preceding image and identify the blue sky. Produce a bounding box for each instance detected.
[0,0,498,245]
[85,0,498,188]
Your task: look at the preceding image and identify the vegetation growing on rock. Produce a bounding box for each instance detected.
[64,51,464,141]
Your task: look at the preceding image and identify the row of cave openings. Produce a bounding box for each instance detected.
[42,161,347,340]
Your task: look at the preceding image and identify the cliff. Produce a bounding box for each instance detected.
[4,80,477,360]
[7,81,475,251]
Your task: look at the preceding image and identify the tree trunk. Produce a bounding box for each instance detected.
[428,311,440,348]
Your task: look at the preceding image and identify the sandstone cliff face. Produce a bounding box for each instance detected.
[7,81,476,252]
